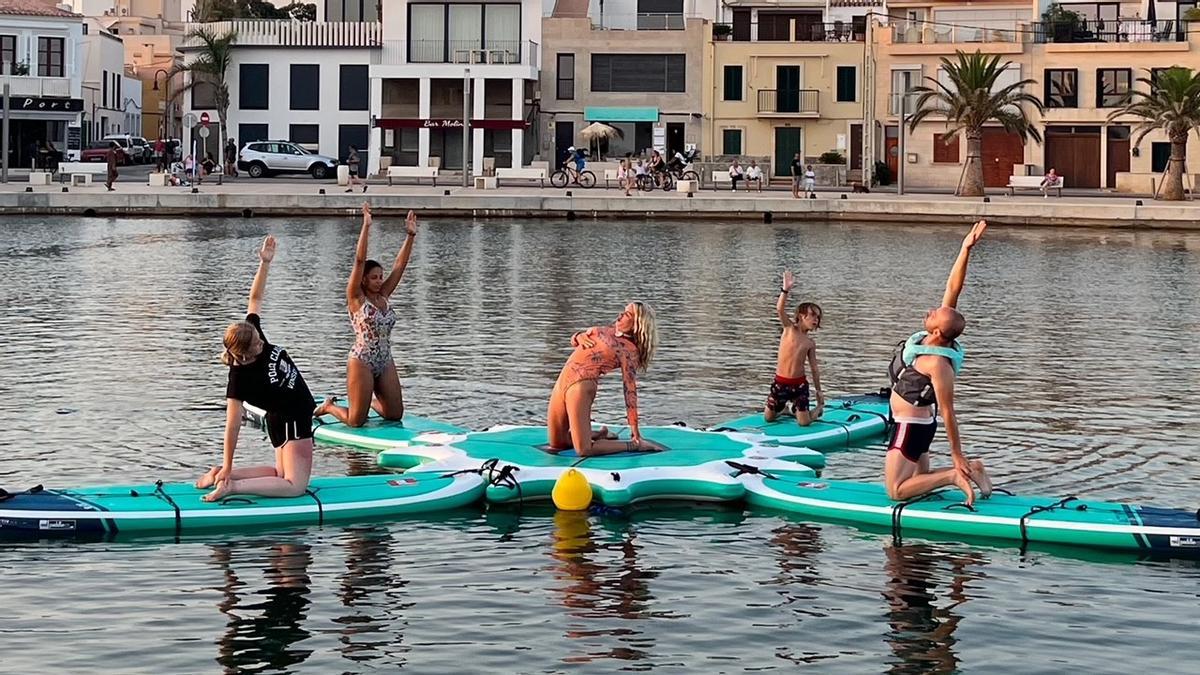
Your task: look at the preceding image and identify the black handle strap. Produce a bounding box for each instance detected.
[154,480,182,539]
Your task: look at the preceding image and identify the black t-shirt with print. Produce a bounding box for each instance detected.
[225,314,314,420]
[791,159,803,177]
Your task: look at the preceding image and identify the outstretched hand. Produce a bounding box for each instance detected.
[781,269,795,292]
[259,235,276,263]
[961,220,987,250]
[362,202,372,226]
[405,210,418,237]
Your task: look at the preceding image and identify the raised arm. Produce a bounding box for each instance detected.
[381,210,419,297]
[346,203,372,308]
[941,220,986,309]
[246,235,276,316]
[777,270,796,328]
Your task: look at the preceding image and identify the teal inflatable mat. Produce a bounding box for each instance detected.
[712,391,892,450]
[0,472,484,539]
[378,424,820,506]
[735,468,1200,555]
[243,398,465,451]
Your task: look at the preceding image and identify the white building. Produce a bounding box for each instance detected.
[369,0,542,174]
[1,0,84,168]
[80,17,140,143]
[179,18,379,165]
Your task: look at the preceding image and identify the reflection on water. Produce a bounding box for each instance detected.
[212,541,314,674]
[4,216,1200,671]
[882,544,986,675]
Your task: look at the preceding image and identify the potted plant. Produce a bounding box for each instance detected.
[712,23,732,41]
[1042,3,1084,43]
[818,150,845,165]
[10,61,30,76]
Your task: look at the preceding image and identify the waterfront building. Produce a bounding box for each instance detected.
[705,0,880,180]
[539,0,714,166]
[0,0,84,168]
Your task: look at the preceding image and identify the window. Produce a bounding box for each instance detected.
[637,0,684,29]
[289,124,320,146]
[1151,141,1171,173]
[192,77,217,109]
[556,53,574,100]
[338,124,370,163]
[290,64,320,110]
[890,69,920,114]
[408,3,521,63]
[933,133,960,163]
[836,66,856,103]
[326,0,379,22]
[37,37,63,77]
[239,124,269,145]
[591,54,685,93]
[102,69,108,108]
[339,64,369,110]
[1070,2,1120,21]
[722,128,742,155]
[1045,69,1077,108]
[1150,67,1177,90]
[723,65,743,101]
[240,64,269,110]
[2,35,16,73]
[1097,68,1131,107]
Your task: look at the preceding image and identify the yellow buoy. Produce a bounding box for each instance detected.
[552,468,593,511]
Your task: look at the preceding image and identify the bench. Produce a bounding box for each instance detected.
[711,170,733,190]
[387,166,439,186]
[495,167,546,187]
[58,162,108,185]
[1008,175,1062,196]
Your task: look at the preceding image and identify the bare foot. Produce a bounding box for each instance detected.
[203,479,235,503]
[953,470,976,507]
[590,426,617,441]
[194,466,220,489]
[970,459,993,498]
[636,440,666,453]
[314,395,336,418]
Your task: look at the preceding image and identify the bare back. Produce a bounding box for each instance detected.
[776,325,815,380]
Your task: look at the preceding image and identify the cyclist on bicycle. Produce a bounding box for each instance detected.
[565,146,587,181]
[648,150,668,187]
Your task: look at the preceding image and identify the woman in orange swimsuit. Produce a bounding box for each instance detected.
[548,302,660,456]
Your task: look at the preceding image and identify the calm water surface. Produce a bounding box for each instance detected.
[2,216,1200,673]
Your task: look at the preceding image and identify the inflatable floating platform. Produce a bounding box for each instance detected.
[711,391,892,450]
[378,424,821,506]
[243,398,465,452]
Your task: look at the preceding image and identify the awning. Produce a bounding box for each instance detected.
[584,106,659,123]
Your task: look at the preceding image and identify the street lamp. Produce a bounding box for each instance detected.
[152,68,172,141]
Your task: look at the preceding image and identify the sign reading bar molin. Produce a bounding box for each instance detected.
[15,96,84,112]
[376,118,528,131]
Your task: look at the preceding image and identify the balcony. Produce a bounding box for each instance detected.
[893,20,1022,45]
[181,20,382,48]
[1031,19,1184,44]
[758,89,819,116]
[377,40,539,67]
[2,75,72,97]
[713,22,864,42]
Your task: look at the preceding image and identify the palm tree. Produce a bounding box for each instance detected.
[171,28,237,172]
[908,50,1044,197]
[1108,67,1200,201]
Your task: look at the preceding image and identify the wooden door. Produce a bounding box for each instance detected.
[1045,129,1101,188]
[774,127,803,178]
[777,66,801,113]
[885,125,898,180]
[1107,136,1130,189]
[981,128,1025,188]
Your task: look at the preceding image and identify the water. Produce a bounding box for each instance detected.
[2,216,1200,673]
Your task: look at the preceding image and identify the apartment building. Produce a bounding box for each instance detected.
[705,0,879,179]
[539,0,714,166]
[370,0,541,174]
[872,0,1200,190]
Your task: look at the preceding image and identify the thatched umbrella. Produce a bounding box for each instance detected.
[578,122,624,159]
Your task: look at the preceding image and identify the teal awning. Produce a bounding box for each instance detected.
[584,106,659,123]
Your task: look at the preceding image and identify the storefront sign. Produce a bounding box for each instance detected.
[375,118,528,131]
[15,96,83,113]
[67,126,81,151]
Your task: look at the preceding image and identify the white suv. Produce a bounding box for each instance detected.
[103,135,150,163]
[237,141,338,179]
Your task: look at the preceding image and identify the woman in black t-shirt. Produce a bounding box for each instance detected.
[196,235,317,502]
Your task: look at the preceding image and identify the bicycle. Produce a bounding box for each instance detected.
[637,169,674,192]
[551,165,596,188]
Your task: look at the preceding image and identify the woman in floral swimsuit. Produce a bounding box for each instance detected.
[548,302,662,456]
[315,203,417,427]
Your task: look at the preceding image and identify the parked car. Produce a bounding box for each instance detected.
[80,141,128,165]
[102,135,150,163]
[237,141,338,179]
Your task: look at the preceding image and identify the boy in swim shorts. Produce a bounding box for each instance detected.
[765,270,824,426]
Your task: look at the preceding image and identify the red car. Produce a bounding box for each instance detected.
[80,142,128,165]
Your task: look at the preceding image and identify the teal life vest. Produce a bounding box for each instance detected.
[887,331,964,407]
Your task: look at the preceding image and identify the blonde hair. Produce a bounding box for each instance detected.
[221,321,257,366]
[629,301,658,372]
